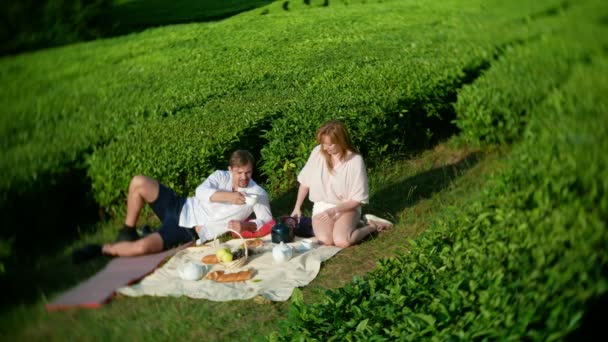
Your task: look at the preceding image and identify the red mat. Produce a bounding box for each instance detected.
[46,242,192,311]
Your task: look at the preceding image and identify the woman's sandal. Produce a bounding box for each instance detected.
[364,214,394,232]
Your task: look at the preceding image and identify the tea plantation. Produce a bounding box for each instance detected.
[1,0,606,339]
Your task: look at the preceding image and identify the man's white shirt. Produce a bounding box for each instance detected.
[178,170,273,241]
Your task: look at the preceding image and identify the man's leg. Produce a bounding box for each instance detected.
[117,175,160,242]
[103,232,164,257]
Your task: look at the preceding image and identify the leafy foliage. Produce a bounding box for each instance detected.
[0,0,114,56]
[278,2,608,338]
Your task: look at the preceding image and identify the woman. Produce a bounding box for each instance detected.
[290,120,392,247]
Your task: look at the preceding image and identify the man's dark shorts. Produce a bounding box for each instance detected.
[150,184,198,250]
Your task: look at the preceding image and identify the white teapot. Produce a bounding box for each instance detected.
[272,242,293,263]
[178,262,206,281]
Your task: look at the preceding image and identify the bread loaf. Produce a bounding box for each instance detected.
[245,239,264,248]
[205,269,253,282]
[202,254,219,264]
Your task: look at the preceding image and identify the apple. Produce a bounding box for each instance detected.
[216,247,233,262]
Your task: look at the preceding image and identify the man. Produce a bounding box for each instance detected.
[73,150,273,263]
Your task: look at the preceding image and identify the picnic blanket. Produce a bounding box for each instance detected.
[46,243,192,311]
[117,236,341,301]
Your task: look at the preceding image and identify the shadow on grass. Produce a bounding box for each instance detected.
[566,291,608,341]
[366,151,483,219]
[110,0,275,36]
[267,149,483,227]
[0,253,111,319]
[1,0,274,57]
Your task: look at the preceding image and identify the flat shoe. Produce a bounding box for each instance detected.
[115,227,140,242]
[364,214,394,231]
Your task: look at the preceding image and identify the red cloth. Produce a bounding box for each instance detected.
[231,219,275,239]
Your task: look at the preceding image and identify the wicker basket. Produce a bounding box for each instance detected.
[211,228,248,269]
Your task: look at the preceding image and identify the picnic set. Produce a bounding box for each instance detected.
[178,215,315,283]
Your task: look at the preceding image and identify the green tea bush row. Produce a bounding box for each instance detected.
[87,99,279,216]
[88,0,551,213]
[0,0,568,215]
[0,0,113,56]
[255,0,564,193]
[454,0,605,145]
[278,7,608,340]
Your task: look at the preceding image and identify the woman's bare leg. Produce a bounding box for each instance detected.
[125,175,160,227]
[102,232,164,257]
[332,210,377,248]
[312,215,335,246]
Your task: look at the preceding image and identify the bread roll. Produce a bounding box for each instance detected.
[245,239,264,248]
[202,254,219,264]
[205,270,253,282]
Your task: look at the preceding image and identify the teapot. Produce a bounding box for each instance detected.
[271,222,294,243]
[178,262,206,281]
[272,242,293,263]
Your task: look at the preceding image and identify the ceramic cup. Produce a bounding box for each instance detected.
[301,239,313,250]
[296,239,313,252]
[245,194,259,206]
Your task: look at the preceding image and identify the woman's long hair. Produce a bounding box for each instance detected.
[315,120,358,171]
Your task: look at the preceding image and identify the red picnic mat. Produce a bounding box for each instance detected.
[46,242,192,311]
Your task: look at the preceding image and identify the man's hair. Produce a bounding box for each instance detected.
[229,150,255,168]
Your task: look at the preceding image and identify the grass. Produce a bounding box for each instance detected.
[0,138,507,340]
[1,0,604,339]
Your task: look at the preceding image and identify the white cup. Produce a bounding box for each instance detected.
[301,239,313,250]
[245,194,259,206]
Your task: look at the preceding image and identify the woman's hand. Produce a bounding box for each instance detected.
[319,207,338,223]
[290,208,302,221]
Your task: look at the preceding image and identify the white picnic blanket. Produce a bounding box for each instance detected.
[117,236,341,301]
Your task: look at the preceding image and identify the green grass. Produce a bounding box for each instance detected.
[0,139,506,340]
[1,0,606,339]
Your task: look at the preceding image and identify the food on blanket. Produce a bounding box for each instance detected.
[202,254,219,264]
[217,269,253,282]
[216,247,233,262]
[232,248,246,260]
[245,239,264,248]
[205,270,253,282]
[205,270,223,281]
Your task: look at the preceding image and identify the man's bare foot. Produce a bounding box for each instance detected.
[364,214,394,231]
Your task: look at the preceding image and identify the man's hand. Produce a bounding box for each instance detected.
[228,220,256,233]
[228,192,246,205]
[210,191,246,204]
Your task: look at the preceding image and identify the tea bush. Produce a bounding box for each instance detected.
[0,0,113,56]
[0,0,570,217]
[278,2,608,338]
[454,0,606,145]
[87,0,556,213]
